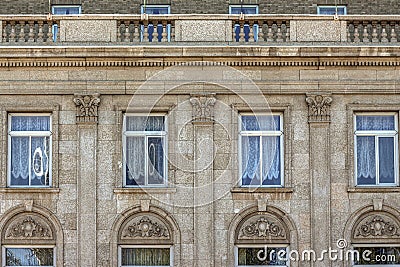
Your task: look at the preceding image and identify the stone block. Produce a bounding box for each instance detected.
[175,20,232,42]
[291,20,346,42]
[60,19,117,42]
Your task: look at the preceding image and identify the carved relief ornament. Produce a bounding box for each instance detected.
[354,215,400,239]
[73,93,101,123]
[121,215,170,240]
[305,94,333,122]
[190,94,216,123]
[237,215,288,242]
[4,215,53,240]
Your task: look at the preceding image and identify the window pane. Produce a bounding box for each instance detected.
[354,247,400,265]
[357,136,376,185]
[238,247,287,266]
[379,137,395,184]
[241,136,260,185]
[262,136,281,186]
[356,115,395,131]
[6,248,53,266]
[11,116,50,131]
[230,7,258,14]
[126,136,145,186]
[318,7,346,15]
[30,137,50,186]
[121,248,170,266]
[125,116,165,131]
[241,116,280,131]
[148,137,165,185]
[52,6,80,14]
[143,6,170,14]
[10,136,30,186]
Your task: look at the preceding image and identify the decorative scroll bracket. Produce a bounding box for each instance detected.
[190,94,216,123]
[73,93,101,124]
[306,93,333,123]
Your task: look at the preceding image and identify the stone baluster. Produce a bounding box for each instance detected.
[2,22,7,42]
[248,20,254,43]
[161,20,168,42]
[124,21,131,42]
[19,21,26,42]
[257,21,264,43]
[151,21,158,42]
[28,21,35,43]
[362,22,370,43]
[276,21,283,42]
[47,21,53,43]
[37,21,44,43]
[9,21,16,43]
[381,21,388,42]
[133,20,140,43]
[142,21,149,42]
[266,21,274,42]
[284,22,289,42]
[354,22,360,42]
[239,21,245,42]
[347,22,352,42]
[170,22,175,42]
[371,21,379,42]
[390,22,397,42]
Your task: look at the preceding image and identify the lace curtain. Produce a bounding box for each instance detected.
[121,248,170,266]
[10,116,50,186]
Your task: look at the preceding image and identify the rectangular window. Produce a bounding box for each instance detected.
[354,114,398,186]
[141,5,171,42]
[235,246,288,266]
[4,247,54,267]
[239,114,283,187]
[8,115,51,187]
[51,5,81,42]
[119,246,172,267]
[353,246,400,265]
[317,5,347,15]
[123,115,167,187]
[229,5,258,42]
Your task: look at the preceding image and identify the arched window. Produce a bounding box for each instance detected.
[234,213,291,267]
[118,212,174,267]
[350,211,400,266]
[1,211,60,267]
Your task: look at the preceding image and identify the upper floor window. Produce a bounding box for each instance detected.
[317,5,347,15]
[141,5,171,42]
[51,5,81,15]
[230,5,258,42]
[239,114,283,187]
[8,114,52,187]
[354,114,398,186]
[4,247,55,266]
[123,115,167,187]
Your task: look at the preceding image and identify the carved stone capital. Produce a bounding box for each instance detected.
[190,94,216,123]
[306,94,333,123]
[73,93,101,123]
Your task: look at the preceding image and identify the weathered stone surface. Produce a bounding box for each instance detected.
[60,20,117,42]
[291,20,346,42]
[175,20,232,42]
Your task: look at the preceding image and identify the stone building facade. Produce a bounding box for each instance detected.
[0,1,399,267]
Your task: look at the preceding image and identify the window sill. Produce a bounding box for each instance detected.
[231,187,293,200]
[231,187,294,193]
[348,187,400,193]
[0,187,60,194]
[114,187,177,194]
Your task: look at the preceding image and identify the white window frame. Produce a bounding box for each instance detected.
[239,113,284,187]
[123,114,168,187]
[229,5,259,42]
[352,244,400,266]
[2,245,56,267]
[140,5,171,42]
[51,5,82,15]
[234,244,289,267]
[118,245,173,267]
[353,112,399,187]
[8,114,52,188]
[317,5,347,15]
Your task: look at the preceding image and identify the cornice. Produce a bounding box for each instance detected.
[0,46,399,68]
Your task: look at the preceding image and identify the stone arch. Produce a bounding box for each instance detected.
[0,203,64,267]
[227,204,298,266]
[110,205,181,266]
[344,204,400,244]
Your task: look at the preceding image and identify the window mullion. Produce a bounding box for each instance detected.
[376,135,380,185]
[28,136,32,186]
[145,135,149,186]
[259,135,263,186]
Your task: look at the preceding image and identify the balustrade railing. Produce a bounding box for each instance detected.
[0,15,400,45]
